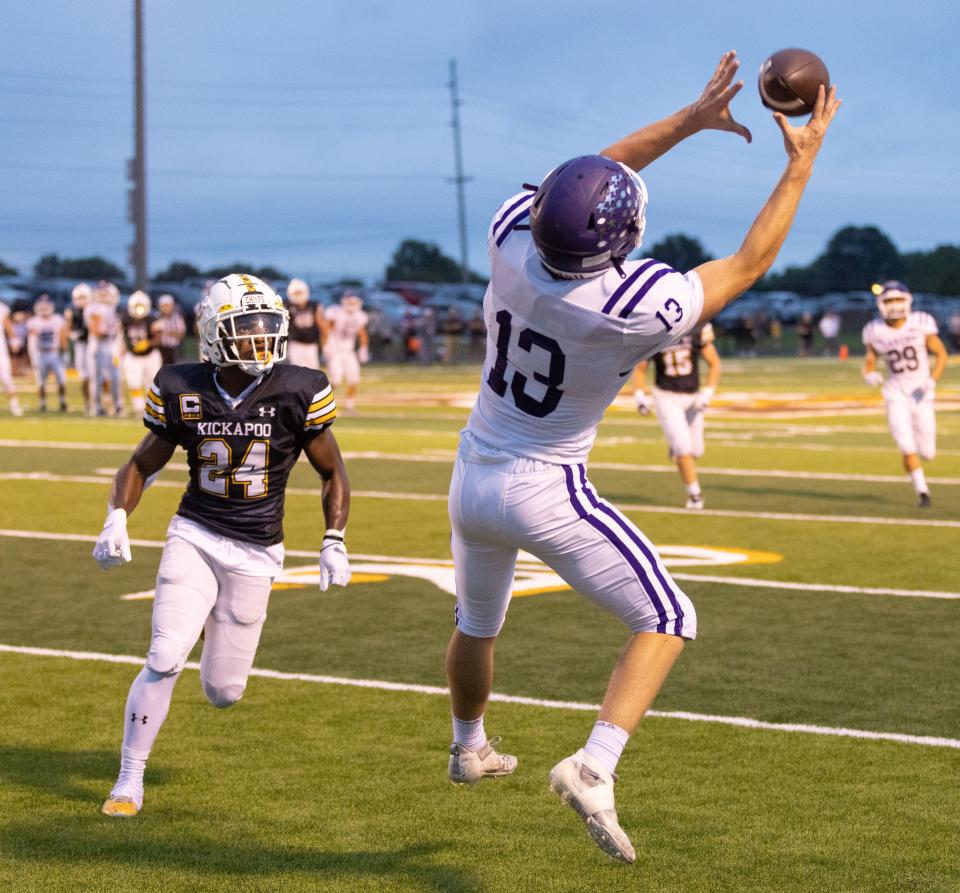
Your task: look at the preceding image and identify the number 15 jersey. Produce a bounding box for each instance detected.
[144,362,337,546]
[466,190,705,464]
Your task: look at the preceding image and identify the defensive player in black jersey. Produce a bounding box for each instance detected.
[633,322,722,508]
[285,278,323,369]
[92,273,351,818]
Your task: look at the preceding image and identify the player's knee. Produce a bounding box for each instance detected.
[202,679,245,709]
[146,637,185,676]
[919,446,935,462]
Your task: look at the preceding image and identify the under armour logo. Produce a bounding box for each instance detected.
[258,406,276,417]
[130,713,148,725]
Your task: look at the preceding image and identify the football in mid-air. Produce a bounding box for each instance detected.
[758,48,830,117]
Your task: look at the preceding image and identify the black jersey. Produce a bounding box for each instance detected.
[69,306,89,343]
[652,323,715,394]
[144,362,337,546]
[121,311,160,356]
[286,301,321,344]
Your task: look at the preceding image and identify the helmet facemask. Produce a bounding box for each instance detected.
[205,308,288,375]
[873,281,912,322]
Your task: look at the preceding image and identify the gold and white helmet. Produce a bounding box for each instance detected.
[287,278,310,306]
[872,280,912,321]
[128,290,152,318]
[196,273,289,375]
[71,282,92,308]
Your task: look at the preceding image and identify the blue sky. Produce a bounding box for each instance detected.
[2,1,957,282]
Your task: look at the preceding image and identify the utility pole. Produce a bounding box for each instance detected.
[128,0,148,289]
[447,59,470,284]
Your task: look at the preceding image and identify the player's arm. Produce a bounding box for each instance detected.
[927,334,947,383]
[632,360,652,415]
[702,342,722,389]
[601,51,751,170]
[59,322,70,352]
[92,433,175,569]
[304,428,352,591]
[693,85,841,323]
[862,344,883,386]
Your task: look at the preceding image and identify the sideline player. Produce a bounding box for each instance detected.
[633,322,721,508]
[443,52,840,863]
[120,290,163,415]
[285,278,323,369]
[862,280,947,507]
[322,291,369,413]
[26,295,69,412]
[0,299,24,416]
[93,274,352,817]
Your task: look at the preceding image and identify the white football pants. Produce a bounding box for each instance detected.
[123,350,162,412]
[287,341,321,370]
[886,390,936,460]
[324,350,361,387]
[448,433,696,640]
[652,387,705,458]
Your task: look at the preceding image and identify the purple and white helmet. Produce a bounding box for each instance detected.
[529,154,648,279]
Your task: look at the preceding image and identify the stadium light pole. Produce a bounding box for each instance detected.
[128,0,148,289]
[448,59,471,285]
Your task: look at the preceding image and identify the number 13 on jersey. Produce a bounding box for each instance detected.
[486,310,566,418]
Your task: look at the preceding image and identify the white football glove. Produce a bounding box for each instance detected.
[319,534,351,591]
[695,386,715,411]
[92,508,132,569]
[863,370,884,387]
[634,392,652,416]
[357,345,370,364]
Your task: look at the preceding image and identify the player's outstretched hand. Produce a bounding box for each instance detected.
[690,50,752,144]
[358,345,370,364]
[773,84,842,166]
[863,370,884,387]
[635,392,652,416]
[92,508,133,569]
[695,386,715,411]
[319,538,351,591]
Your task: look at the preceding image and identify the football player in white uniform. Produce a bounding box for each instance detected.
[0,300,24,416]
[85,281,124,416]
[93,274,352,818]
[444,52,840,863]
[322,292,369,413]
[26,295,69,412]
[862,281,947,507]
[633,323,722,508]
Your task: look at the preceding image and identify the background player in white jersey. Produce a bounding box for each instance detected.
[444,52,840,864]
[862,280,947,507]
[92,274,352,818]
[26,295,69,412]
[285,278,323,369]
[66,283,94,414]
[120,290,163,415]
[322,291,369,413]
[0,300,24,416]
[633,323,721,508]
[85,281,124,416]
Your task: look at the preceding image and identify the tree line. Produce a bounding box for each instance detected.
[4,227,958,295]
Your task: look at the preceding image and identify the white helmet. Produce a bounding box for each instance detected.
[128,290,152,318]
[196,273,289,375]
[157,293,176,311]
[341,291,363,312]
[873,280,912,321]
[287,278,310,306]
[97,281,120,305]
[71,282,92,307]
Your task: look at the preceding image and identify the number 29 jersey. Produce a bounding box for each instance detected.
[466,190,705,464]
[862,312,937,399]
[144,362,337,546]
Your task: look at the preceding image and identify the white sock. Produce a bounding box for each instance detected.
[583,720,630,775]
[119,666,180,771]
[910,469,928,495]
[686,481,702,498]
[452,715,487,750]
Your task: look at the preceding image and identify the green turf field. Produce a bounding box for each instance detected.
[1,359,958,892]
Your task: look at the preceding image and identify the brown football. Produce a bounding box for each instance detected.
[758,48,830,117]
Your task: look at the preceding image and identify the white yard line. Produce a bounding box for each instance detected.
[0,643,956,750]
[1,529,957,598]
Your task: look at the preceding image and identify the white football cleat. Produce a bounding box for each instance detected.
[549,749,636,865]
[101,777,143,818]
[448,736,518,785]
[685,494,704,510]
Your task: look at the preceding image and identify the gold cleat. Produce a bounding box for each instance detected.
[101,796,140,818]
